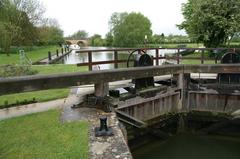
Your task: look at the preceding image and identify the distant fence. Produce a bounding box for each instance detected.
[75,47,240,70]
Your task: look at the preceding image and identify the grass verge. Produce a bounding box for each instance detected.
[0,88,70,108]
[0,46,60,65]
[0,110,89,159]
[32,64,88,75]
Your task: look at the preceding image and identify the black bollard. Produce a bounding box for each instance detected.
[99,116,108,131]
[56,49,59,57]
[95,116,113,137]
[61,48,64,54]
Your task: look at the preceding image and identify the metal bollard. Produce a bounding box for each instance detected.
[95,116,113,137]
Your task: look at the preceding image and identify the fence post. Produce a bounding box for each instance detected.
[64,47,67,53]
[215,49,218,64]
[61,48,64,54]
[88,51,92,71]
[155,48,159,66]
[48,51,52,61]
[201,50,204,64]
[114,50,118,69]
[56,49,59,57]
[177,49,180,64]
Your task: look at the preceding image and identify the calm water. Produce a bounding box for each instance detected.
[132,134,240,159]
[62,47,177,69]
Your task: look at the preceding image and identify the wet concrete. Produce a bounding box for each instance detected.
[60,100,132,159]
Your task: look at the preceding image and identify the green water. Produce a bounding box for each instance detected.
[132,134,240,159]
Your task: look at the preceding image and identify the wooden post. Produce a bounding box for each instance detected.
[48,51,52,61]
[88,51,92,71]
[61,48,64,54]
[94,82,109,97]
[201,50,204,64]
[174,73,190,111]
[64,47,67,52]
[155,48,159,66]
[138,49,141,55]
[215,52,218,64]
[114,50,118,69]
[177,49,180,64]
[56,49,59,57]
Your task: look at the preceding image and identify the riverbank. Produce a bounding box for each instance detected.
[0,46,60,65]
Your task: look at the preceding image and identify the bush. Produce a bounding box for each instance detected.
[0,65,38,77]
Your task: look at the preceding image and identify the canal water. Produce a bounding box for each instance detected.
[62,47,177,69]
[131,133,240,159]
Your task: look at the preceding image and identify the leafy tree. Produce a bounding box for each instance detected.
[105,32,114,46]
[67,30,88,40]
[37,26,63,45]
[178,0,240,47]
[90,34,105,46]
[151,34,165,44]
[36,19,64,46]
[0,0,44,54]
[109,12,152,47]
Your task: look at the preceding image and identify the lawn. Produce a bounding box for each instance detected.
[0,64,88,108]
[0,88,70,108]
[32,64,88,75]
[0,46,60,65]
[181,59,216,64]
[0,110,89,159]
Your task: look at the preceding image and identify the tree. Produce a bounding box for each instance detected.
[0,0,45,54]
[178,0,240,47]
[37,18,64,45]
[13,0,45,25]
[90,34,105,46]
[67,30,88,40]
[109,12,152,47]
[105,32,113,46]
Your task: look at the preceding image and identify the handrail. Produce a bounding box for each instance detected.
[74,47,240,70]
[1,64,240,95]
[76,47,240,53]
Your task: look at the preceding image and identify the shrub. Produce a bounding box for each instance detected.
[0,65,38,77]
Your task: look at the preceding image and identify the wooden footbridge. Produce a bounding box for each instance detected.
[1,47,240,134]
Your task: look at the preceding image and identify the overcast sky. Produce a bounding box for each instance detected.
[41,0,188,37]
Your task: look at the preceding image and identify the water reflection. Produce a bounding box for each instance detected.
[62,47,178,69]
[132,133,240,159]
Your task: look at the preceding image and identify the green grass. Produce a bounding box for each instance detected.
[0,64,88,108]
[0,46,60,65]
[147,43,204,48]
[181,59,216,64]
[0,88,70,108]
[0,110,89,159]
[32,64,88,75]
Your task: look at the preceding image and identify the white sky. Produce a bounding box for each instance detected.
[41,0,188,37]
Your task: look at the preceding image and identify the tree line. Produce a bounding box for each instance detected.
[77,1,240,48]
[0,0,64,55]
[1,0,240,53]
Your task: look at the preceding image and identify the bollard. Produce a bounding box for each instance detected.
[48,51,52,61]
[61,48,64,54]
[95,116,113,137]
[64,47,67,52]
[56,49,59,57]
